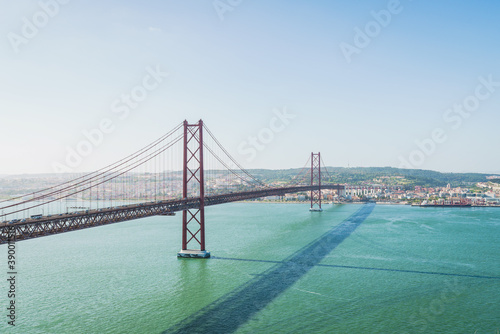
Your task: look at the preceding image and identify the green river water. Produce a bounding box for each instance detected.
[1,203,498,333]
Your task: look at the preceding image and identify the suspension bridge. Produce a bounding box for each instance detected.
[0,120,345,257]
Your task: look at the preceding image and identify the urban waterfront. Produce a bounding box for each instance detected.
[1,203,498,333]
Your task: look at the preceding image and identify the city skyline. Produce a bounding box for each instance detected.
[1,1,499,175]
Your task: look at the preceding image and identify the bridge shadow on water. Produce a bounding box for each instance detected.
[214,258,500,280]
[163,203,375,334]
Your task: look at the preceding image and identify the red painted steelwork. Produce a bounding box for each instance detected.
[181,120,206,251]
[0,184,345,244]
[310,152,322,210]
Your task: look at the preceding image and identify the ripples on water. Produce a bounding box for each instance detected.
[0,203,498,333]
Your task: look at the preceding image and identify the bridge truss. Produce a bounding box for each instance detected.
[0,120,345,257]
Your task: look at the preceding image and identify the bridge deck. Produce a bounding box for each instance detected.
[0,185,344,244]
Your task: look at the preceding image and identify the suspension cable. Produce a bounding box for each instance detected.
[0,122,183,208]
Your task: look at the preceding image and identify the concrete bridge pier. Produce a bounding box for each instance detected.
[177,249,211,258]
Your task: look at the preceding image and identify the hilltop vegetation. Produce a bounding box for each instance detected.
[250,167,491,189]
[0,168,494,199]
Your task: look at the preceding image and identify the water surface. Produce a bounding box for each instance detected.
[1,203,498,333]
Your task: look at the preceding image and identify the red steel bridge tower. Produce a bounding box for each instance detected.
[177,120,210,258]
[309,152,322,212]
[0,119,347,251]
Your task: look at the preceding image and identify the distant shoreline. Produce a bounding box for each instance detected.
[236,200,406,205]
[235,201,500,207]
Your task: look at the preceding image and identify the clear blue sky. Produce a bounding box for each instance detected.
[1,0,499,174]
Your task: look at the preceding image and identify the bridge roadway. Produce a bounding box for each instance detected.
[0,185,344,244]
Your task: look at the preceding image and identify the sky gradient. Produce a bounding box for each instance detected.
[1,0,499,174]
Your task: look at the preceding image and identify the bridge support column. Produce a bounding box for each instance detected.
[310,152,322,212]
[177,120,210,258]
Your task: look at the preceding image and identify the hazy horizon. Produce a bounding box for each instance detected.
[1,1,499,175]
[0,166,499,178]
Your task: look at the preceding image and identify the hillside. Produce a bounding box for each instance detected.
[250,167,494,189]
[0,168,496,198]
